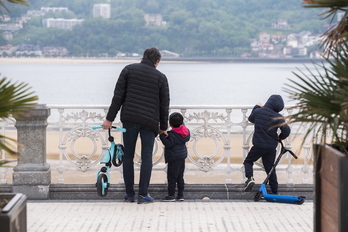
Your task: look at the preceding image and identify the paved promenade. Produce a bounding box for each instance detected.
[27,199,313,232]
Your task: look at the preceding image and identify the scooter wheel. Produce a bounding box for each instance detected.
[295,196,305,205]
[254,191,262,202]
[96,173,108,197]
[112,144,124,167]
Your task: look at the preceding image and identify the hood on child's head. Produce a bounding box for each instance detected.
[172,125,189,137]
[264,94,284,112]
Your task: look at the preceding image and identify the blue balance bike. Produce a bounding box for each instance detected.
[253,140,305,205]
[92,126,126,197]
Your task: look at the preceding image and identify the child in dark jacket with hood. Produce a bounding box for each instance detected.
[159,112,190,202]
[243,94,291,194]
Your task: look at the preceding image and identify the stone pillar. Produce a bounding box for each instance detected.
[13,104,51,199]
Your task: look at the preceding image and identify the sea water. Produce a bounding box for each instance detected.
[0,60,318,106]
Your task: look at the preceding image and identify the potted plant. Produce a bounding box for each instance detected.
[0,75,38,231]
[283,1,348,231]
[284,42,348,232]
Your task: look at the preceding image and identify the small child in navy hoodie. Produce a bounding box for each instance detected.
[243,94,291,194]
[159,112,190,202]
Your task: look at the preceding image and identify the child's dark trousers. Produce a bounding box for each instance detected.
[243,146,278,193]
[167,158,185,197]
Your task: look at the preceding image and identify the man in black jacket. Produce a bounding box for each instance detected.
[243,94,290,194]
[102,47,170,204]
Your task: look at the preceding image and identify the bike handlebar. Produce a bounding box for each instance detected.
[92,126,127,133]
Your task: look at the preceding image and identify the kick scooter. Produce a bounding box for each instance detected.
[92,126,126,197]
[253,140,305,205]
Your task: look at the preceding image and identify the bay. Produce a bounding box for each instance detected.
[0,59,316,106]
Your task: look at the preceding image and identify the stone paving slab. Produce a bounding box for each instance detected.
[27,200,313,232]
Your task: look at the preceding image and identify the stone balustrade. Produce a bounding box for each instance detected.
[0,104,314,200]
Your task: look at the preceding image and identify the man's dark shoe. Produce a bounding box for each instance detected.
[124,194,135,202]
[137,194,154,204]
[244,177,255,192]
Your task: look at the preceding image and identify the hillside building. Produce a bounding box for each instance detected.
[0,23,22,31]
[93,4,111,19]
[144,14,166,26]
[41,7,69,13]
[2,31,13,40]
[272,20,290,29]
[42,18,84,30]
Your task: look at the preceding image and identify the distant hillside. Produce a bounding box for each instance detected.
[4,0,327,57]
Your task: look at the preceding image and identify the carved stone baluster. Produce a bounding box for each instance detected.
[13,104,51,199]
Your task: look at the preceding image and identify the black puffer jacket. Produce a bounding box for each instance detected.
[106,60,170,135]
[160,125,190,163]
[248,95,290,149]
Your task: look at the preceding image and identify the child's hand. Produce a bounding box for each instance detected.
[256,102,263,107]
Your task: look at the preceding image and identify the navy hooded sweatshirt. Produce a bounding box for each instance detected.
[248,95,291,149]
[159,125,190,163]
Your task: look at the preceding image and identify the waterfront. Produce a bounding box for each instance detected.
[1,58,314,185]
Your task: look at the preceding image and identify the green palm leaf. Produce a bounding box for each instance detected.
[0,76,38,119]
[0,0,28,14]
[303,0,348,51]
[0,75,38,157]
[285,42,348,154]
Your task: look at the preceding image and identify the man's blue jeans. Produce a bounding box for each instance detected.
[122,122,156,197]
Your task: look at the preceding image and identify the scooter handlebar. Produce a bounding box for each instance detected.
[287,150,298,159]
[279,140,298,159]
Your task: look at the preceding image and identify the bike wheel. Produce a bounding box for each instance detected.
[112,144,124,167]
[96,173,108,197]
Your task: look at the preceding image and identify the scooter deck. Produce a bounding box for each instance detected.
[257,184,305,205]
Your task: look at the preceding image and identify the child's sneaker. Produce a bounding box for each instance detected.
[161,196,175,202]
[137,194,154,204]
[244,177,255,192]
[176,195,184,201]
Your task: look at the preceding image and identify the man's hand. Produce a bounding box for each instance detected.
[102,120,112,129]
[159,130,168,137]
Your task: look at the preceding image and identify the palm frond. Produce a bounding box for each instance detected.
[285,42,348,154]
[0,134,18,155]
[0,0,29,15]
[303,0,348,8]
[302,0,348,52]
[0,75,38,160]
[0,159,11,167]
[0,76,38,119]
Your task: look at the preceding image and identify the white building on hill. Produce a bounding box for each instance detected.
[42,18,84,30]
[93,4,111,19]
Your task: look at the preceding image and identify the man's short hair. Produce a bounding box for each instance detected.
[169,112,183,128]
[142,47,161,65]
